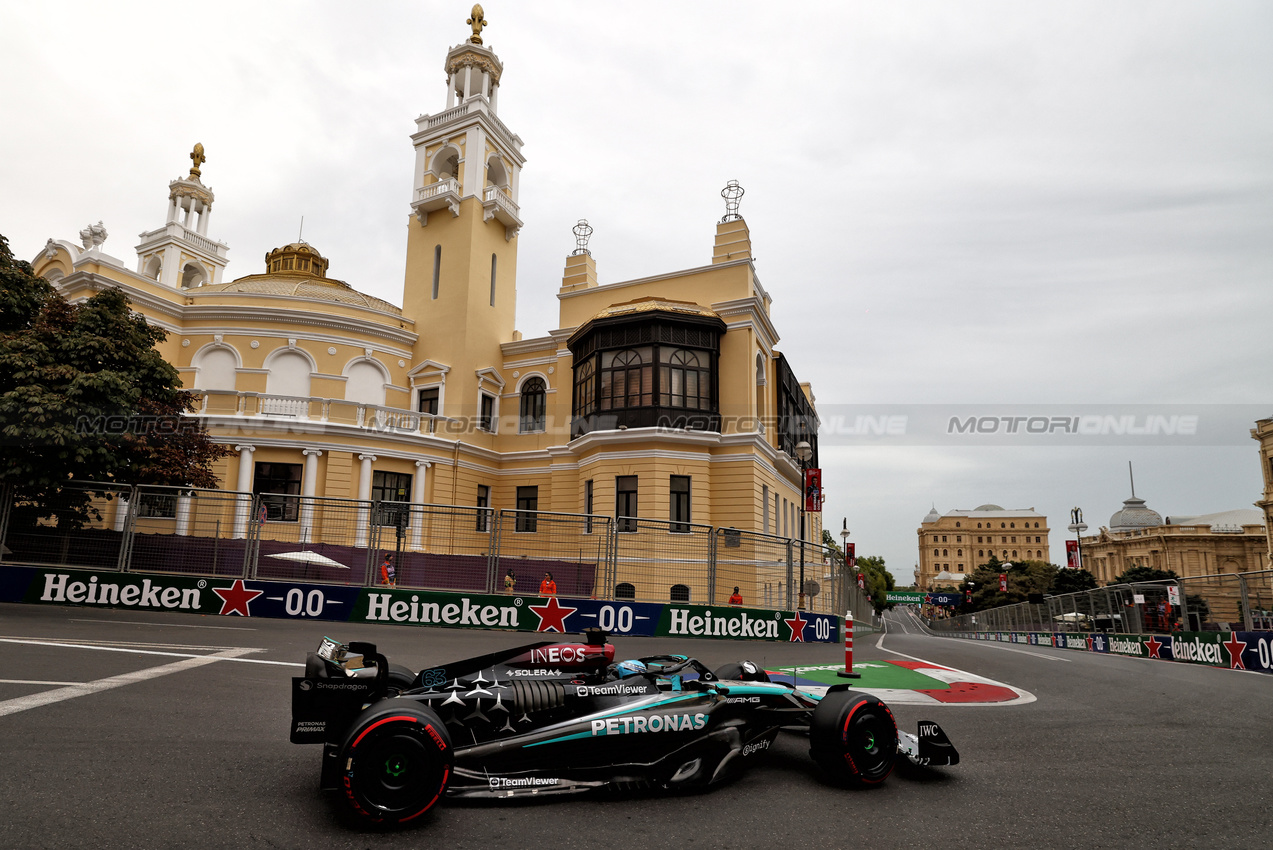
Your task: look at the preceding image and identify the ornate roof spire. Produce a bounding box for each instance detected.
[467,4,487,44]
[189,143,206,181]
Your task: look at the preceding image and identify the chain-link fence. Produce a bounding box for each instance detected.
[928,570,1273,634]
[611,517,716,605]
[715,528,791,611]
[127,485,253,578]
[1,483,896,622]
[0,482,133,571]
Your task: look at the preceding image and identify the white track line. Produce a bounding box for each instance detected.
[0,637,303,668]
[0,647,259,717]
[1,679,83,687]
[69,619,258,631]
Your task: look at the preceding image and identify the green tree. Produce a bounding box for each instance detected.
[960,556,1057,612]
[0,234,229,527]
[1051,568,1098,595]
[819,531,894,613]
[1112,566,1177,585]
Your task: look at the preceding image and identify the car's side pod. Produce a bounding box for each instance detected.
[897,720,960,767]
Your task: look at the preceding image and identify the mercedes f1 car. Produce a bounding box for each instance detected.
[290,630,959,826]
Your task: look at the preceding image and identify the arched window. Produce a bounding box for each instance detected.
[519,377,546,432]
[573,358,595,418]
[659,348,710,409]
[192,346,238,392]
[181,262,206,289]
[957,549,962,556]
[600,348,652,410]
[933,549,939,557]
[942,549,948,557]
[345,359,388,407]
[614,582,636,600]
[1012,550,1018,558]
[670,584,690,602]
[978,550,984,558]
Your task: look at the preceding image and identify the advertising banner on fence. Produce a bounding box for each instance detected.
[957,628,1273,674]
[0,566,838,643]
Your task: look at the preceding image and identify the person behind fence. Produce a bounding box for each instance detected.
[539,571,556,596]
[380,553,396,586]
[504,568,516,594]
[728,586,743,606]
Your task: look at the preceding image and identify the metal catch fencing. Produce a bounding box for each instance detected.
[0,483,881,621]
[927,570,1273,635]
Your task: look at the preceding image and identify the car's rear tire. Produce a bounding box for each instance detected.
[337,701,452,827]
[386,664,416,695]
[810,690,897,787]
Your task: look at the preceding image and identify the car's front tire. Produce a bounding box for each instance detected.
[810,690,898,787]
[337,700,452,827]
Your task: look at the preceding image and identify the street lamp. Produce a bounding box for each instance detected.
[840,517,851,608]
[795,440,813,610]
[1067,507,1088,570]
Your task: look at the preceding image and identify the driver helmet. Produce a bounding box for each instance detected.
[612,659,648,678]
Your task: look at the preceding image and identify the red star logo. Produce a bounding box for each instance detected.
[1222,633,1247,670]
[784,610,808,642]
[529,596,577,633]
[213,579,263,617]
[1144,635,1162,659]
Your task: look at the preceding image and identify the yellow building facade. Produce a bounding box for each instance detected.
[1253,417,1273,567]
[28,13,824,600]
[916,505,1051,590]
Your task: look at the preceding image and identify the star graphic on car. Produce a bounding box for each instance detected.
[784,610,807,642]
[529,596,577,633]
[212,579,263,617]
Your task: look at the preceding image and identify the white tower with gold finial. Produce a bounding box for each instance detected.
[134,143,230,289]
[400,7,527,424]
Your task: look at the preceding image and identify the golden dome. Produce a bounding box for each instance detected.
[193,242,401,315]
[586,297,721,323]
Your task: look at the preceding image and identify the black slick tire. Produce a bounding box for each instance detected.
[337,700,452,827]
[809,690,898,787]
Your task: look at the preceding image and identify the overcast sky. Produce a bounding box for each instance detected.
[3,1,1270,583]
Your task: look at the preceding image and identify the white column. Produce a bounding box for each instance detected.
[113,498,130,532]
[463,65,472,100]
[446,74,455,108]
[481,70,490,99]
[410,461,430,550]
[355,453,376,548]
[232,445,255,538]
[197,202,211,235]
[490,82,498,112]
[168,195,179,223]
[300,449,322,544]
[175,492,192,536]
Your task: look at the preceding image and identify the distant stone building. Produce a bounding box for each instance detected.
[916,505,1050,590]
[1080,487,1266,583]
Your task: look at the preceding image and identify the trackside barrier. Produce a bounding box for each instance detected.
[927,570,1273,636]
[0,563,841,643]
[0,483,885,626]
[938,627,1273,676]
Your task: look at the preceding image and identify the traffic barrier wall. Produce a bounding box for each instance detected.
[0,564,841,643]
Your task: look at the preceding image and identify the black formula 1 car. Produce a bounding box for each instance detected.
[290,630,958,827]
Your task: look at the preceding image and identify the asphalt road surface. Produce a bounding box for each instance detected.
[2,602,1270,849]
